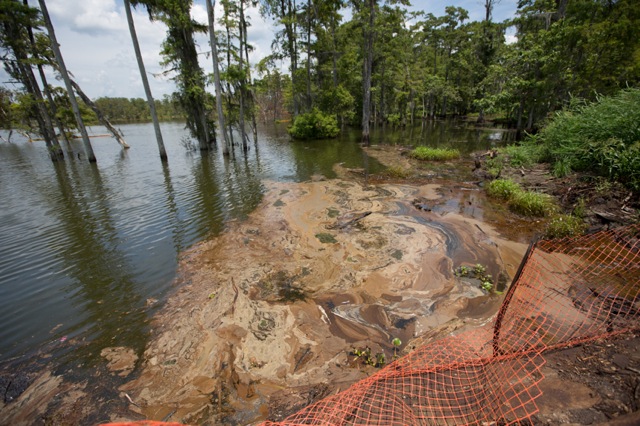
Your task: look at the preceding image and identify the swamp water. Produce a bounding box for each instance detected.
[0,120,519,422]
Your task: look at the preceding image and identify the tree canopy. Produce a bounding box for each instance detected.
[2,0,639,146]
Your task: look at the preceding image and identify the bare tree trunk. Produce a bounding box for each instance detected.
[285,0,299,117]
[38,0,95,162]
[206,0,230,155]
[124,0,166,160]
[238,1,248,152]
[70,80,130,149]
[23,0,68,147]
[305,0,312,111]
[239,1,258,146]
[361,0,375,145]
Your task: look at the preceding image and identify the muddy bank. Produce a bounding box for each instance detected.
[113,175,526,424]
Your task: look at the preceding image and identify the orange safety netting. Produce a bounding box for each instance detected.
[262,224,640,425]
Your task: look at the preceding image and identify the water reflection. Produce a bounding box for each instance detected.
[0,120,515,371]
[370,120,515,152]
[161,161,187,254]
[48,161,147,365]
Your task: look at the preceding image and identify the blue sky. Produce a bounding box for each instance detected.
[1,0,518,99]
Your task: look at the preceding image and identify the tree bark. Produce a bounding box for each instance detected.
[23,0,68,148]
[240,2,258,145]
[361,0,375,145]
[38,0,95,162]
[238,0,248,152]
[206,0,230,155]
[124,0,166,160]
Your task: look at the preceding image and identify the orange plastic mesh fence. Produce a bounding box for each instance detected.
[262,224,640,425]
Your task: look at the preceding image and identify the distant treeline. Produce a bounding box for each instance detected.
[92,96,185,123]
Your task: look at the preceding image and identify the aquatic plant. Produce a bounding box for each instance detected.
[410,146,460,161]
[487,178,556,217]
[385,165,411,178]
[486,179,521,200]
[351,347,386,368]
[508,190,556,217]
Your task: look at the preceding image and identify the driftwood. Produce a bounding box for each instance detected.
[70,79,130,149]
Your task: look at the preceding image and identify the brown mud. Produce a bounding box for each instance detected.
[115,173,526,425]
[1,144,638,425]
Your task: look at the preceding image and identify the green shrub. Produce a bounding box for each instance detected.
[410,146,460,161]
[544,214,587,239]
[534,88,640,189]
[486,179,521,200]
[288,108,340,140]
[508,190,556,217]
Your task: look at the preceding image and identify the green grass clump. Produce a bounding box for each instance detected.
[544,214,587,239]
[486,179,556,217]
[486,179,521,200]
[410,146,460,161]
[508,190,556,217]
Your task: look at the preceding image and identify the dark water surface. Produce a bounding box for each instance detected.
[0,120,512,369]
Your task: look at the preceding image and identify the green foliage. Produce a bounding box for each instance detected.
[508,190,556,217]
[455,263,495,292]
[410,146,460,161]
[534,89,640,190]
[498,143,545,168]
[384,166,411,179]
[93,96,184,122]
[288,108,339,140]
[351,346,386,368]
[486,179,521,200]
[544,214,587,239]
[487,179,556,217]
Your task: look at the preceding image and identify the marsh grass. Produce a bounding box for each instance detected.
[544,214,587,239]
[487,179,556,217]
[486,179,521,200]
[499,143,545,168]
[384,165,411,178]
[410,146,460,161]
[508,191,556,217]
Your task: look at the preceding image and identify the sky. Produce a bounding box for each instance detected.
[1,0,518,100]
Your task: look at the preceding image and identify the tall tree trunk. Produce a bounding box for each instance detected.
[38,0,95,162]
[23,0,68,148]
[516,98,524,131]
[206,0,230,155]
[285,0,299,116]
[124,0,166,160]
[330,16,338,89]
[240,3,258,145]
[224,16,235,149]
[238,0,248,152]
[17,59,61,159]
[361,0,375,145]
[305,0,312,111]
